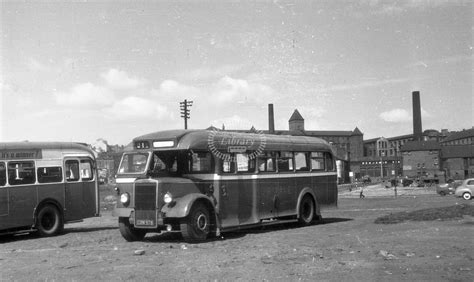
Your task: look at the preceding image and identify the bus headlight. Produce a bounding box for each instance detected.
[164,192,173,204]
[120,192,130,207]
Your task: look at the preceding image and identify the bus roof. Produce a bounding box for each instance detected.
[133,129,334,153]
[0,142,95,157]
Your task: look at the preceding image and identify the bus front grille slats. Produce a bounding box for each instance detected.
[135,183,156,210]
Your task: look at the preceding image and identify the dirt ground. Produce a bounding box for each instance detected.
[1,188,473,281]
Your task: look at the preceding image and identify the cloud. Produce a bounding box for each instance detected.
[209,115,255,130]
[105,96,171,121]
[407,55,473,68]
[55,82,114,107]
[211,76,275,105]
[379,108,411,123]
[26,58,58,72]
[362,0,469,15]
[421,108,433,119]
[100,68,146,90]
[157,80,200,99]
[322,78,407,92]
[178,64,244,81]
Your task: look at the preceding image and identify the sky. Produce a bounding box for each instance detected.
[1,0,472,145]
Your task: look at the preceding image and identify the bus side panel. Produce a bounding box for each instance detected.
[65,182,84,221]
[37,183,65,213]
[82,181,98,218]
[8,185,38,229]
[219,179,239,228]
[238,178,259,225]
[0,187,7,216]
[327,174,338,206]
[312,175,329,205]
[257,177,279,219]
[290,175,312,215]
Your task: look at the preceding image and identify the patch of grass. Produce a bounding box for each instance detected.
[374,204,474,224]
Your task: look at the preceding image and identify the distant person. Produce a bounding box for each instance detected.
[360,188,365,199]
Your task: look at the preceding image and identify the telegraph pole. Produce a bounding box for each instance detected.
[179,99,193,129]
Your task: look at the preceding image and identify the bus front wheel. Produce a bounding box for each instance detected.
[180,202,210,243]
[298,195,315,226]
[36,204,63,237]
[119,217,146,241]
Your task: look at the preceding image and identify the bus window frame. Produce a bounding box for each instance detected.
[37,166,63,184]
[80,158,95,182]
[65,159,80,182]
[0,161,6,186]
[7,160,36,186]
[117,152,151,175]
[188,151,214,174]
[294,152,310,172]
[257,151,277,173]
[310,152,325,171]
[277,151,294,173]
[235,153,256,174]
[325,152,335,171]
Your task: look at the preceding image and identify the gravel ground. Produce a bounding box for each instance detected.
[0,190,472,281]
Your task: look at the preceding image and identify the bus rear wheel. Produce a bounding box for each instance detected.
[180,202,210,243]
[119,217,147,241]
[298,195,315,226]
[36,204,63,237]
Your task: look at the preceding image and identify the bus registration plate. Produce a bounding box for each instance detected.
[136,219,154,226]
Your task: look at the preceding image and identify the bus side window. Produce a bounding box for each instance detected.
[190,152,212,173]
[80,159,94,181]
[325,152,334,171]
[0,162,6,186]
[236,153,255,173]
[277,152,294,172]
[295,152,309,172]
[7,161,36,185]
[222,157,235,173]
[258,152,276,172]
[37,167,63,183]
[65,160,80,182]
[311,152,325,171]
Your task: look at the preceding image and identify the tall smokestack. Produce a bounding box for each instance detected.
[268,104,275,134]
[412,91,422,141]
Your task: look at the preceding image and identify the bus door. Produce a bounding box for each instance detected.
[65,159,83,220]
[64,158,97,220]
[78,158,97,217]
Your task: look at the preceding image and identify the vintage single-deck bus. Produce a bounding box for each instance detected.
[0,142,100,236]
[113,129,337,242]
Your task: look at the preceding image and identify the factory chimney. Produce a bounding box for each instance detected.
[268,104,275,134]
[412,91,423,141]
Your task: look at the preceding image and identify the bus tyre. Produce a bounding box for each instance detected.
[298,195,315,226]
[180,202,210,243]
[119,217,146,241]
[36,204,63,237]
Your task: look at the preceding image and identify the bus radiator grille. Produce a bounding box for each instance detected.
[134,183,157,210]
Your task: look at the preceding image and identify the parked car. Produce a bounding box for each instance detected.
[436,183,455,196]
[454,178,474,200]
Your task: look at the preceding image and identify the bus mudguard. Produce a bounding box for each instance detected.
[113,207,133,218]
[161,193,215,219]
[296,187,321,219]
